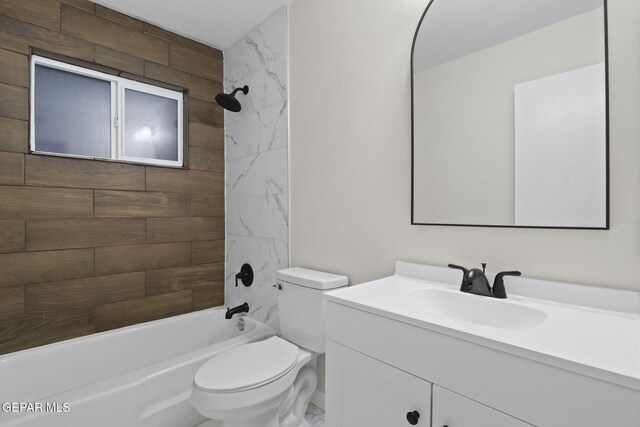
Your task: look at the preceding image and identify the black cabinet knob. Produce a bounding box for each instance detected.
[406,410,420,425]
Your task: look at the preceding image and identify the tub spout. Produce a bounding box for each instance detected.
[225,302,249,319]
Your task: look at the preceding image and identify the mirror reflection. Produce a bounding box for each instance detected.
[412,0,607,228]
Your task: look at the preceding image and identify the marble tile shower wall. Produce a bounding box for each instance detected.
[224,7,288,328]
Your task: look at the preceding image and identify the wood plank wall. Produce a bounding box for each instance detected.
[0,0,225,355]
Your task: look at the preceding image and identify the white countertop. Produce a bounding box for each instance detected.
[326,262,640,392]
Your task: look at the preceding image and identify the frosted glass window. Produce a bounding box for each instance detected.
[123,89,179,162]
[30,55,183,167]
[34,64,111,158]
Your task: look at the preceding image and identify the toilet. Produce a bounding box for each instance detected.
[191,267,348,427]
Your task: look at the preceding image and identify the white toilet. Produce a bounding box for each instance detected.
[191,267,348,427]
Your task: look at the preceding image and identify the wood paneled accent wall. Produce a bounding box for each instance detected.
[0,0,225,355]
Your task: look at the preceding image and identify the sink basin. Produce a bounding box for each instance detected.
[397,288,547,329]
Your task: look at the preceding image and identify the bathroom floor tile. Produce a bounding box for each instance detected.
[305,403,325,426]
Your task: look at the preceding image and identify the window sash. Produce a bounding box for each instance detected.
[30,55,184,168]
[119,81,184,167]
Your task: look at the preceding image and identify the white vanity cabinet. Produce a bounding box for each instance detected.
[326,341,431,427]
[432,386,532,427]
[325,293,640,427]
[326,337,531,427]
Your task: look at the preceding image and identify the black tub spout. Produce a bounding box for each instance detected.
[225,302,249,319]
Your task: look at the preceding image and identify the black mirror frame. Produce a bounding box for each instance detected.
[410,0,610,230]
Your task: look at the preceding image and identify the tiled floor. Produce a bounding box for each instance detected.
[305,403,325,426]
[194,404,325,427]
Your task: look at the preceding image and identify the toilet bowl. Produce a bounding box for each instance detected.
[191,337,316,427]
[190,267,348,427]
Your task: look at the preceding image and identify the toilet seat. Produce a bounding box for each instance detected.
[194,337,299,393]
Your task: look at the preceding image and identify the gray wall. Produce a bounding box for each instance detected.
[289,0,640,291]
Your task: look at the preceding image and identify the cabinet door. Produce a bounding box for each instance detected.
[326,341,431,427]
[432,385,533,427]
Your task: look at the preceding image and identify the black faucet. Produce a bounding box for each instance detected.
[225,302,249,319]
[448,263,521,299]
[492,270,522,298]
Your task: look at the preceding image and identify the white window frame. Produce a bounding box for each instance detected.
[30,55,184,168]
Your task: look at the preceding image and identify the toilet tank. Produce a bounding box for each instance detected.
[277,267,348,353]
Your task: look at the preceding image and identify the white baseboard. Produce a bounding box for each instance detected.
[310,390,325,411]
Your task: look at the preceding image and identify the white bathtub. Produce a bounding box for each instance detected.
[0,308,275,427]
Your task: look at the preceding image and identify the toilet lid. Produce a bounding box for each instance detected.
[194,337,299,392]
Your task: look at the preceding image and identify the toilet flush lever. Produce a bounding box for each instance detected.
[235,263,254,287]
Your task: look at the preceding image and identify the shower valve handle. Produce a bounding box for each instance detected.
[235,263,254,287]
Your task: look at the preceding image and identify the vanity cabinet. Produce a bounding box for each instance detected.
[325,299,640,427]
[326,339,530,427]
[326,341,431,426]
[432,386,531,427]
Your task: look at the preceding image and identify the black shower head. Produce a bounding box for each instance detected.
[215,85,249,112]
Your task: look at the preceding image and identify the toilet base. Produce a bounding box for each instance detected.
[279,366,317,427]
[221,407,280,427]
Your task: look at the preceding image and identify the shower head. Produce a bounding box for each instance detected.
[215,85,249,112]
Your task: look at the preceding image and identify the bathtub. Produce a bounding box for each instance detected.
[0,307,275,427]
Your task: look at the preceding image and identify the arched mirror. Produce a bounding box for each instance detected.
[411,0,608,229]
